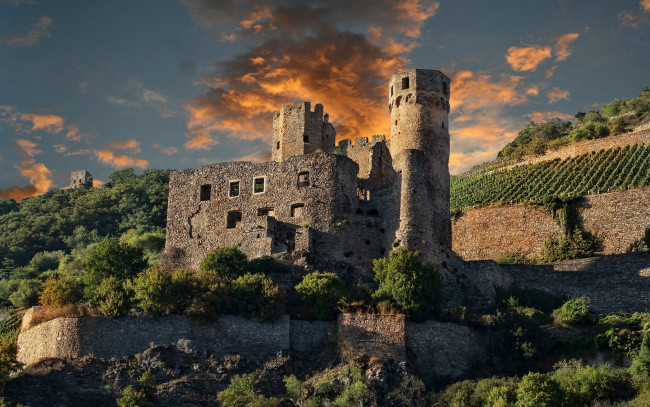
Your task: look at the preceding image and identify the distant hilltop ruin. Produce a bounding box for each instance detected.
[163,69,452,270]
[67,170,93,189]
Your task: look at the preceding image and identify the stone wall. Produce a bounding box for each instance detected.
[506,252,650,313]
[338,314,406,362]
[453,189,650,260]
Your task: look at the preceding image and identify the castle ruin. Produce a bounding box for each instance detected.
[164,69,451,270]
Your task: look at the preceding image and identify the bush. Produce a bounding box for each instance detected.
[8,279,41,309]
[116,372,155,407]
[553,297,592,327]
[387,374,432,407]
[94,277,131,317]
[515,372,564,407]
[494,252,535,265]
[553,360,624,405]
[200,246,248,280]
[217,373,280,407]
[185,270,229,321]
[83,237,146,297]
[295,272,345,320]
[39,275,83,307]
[228,273,284,321]
[372,248,442,321]
[130,266,173,316]
[0,337,19,390]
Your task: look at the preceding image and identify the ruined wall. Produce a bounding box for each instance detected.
[271,102,335,162]
[336,135,394,189]
[506,252,650,313]
[338,314,406,362]
[163,154,359,270]
[452,189,650,260]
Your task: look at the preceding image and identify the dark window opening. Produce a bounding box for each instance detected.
[442,121,445,128]
[443,81,448,95]
[401,77,409,90]
[200,184,211,201]
[226,211,242,229]
[276,141,280,149]
[303,135,309,143]
[229,181,240,198]
[257,207,275,216]
[355,208,363,214]
[291,203,305,217]
[394,120,398,125]
[395,96,402,108]
[390,85,393,96]
[253,177,265,194]
[368,208,379,217]
[297,171,310,187]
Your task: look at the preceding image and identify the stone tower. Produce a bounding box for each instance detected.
[69,170,93,189]
[388,69,451,260]
[271,102,336,162]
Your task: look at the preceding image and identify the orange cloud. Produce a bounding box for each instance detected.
[0,159,55,201]
[451,71,528,113]
[54,144,67,154]
[92,179,104,187]
[0,16,52,47]
[65,124,83,141]
[0,106,65,134]
[394,0,440,37]
[642,0,650,12]
[106,139,141,153]
[153,144,179,155]
[24,113,64,133]
[526,87,540,96]
[14,138,41,157]
[236,150,272,162]
[65,149,92,156]
[506,45,552,72]
[554,33,580,61]
[450,120,519,174]
[547,87,570,103]
[526,111,574,122]
[94,149,148,169]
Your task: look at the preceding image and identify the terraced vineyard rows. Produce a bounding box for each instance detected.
[450,144,650,212]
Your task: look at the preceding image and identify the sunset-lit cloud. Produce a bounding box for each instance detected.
[236,150,271,162]
[0,106,66,134]
[65,124,83,141]
[0,159,55,201]
[181,0,439,150]
[94,149,148,169]
[547,87,570,103]
[53,144,67,154]
[619,1,650,28]
[0,16,52,47]
[106,139,141,153]
[65,149,92,156]
[14,138,41,157]
[450,119,519,174]
[92,179,104,187]
[554,33,580,62]
[506,45,552,72]
[526,111,574,123]
[643,0,650,12]
[153,143,179,155]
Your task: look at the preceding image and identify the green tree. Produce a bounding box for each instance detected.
[515,373,564,407]
[200,246,249,280]
[93,277,131,317]
[372,248,441,321]
[39,275,83,307]
[217,373,279,407]
[8,279,41,309]
[295,272,345,320]
[228,273,284,321]
[130,266,173,316]
[185,270,229,321]
[83,237,146,297]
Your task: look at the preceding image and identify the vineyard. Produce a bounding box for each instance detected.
[450,144,650,212]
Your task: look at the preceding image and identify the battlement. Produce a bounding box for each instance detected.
[271,102,335,162]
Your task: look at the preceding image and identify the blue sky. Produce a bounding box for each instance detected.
[1,0,649,200]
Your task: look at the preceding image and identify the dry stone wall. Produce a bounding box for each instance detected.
[338,314,406,362]
[453,189,650,260]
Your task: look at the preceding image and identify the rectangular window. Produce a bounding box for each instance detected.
[227,211,242,229]
[401,77,409,90]
[229,181,240,198]
[297,171,309,187]
[253,177,266,194]
[257,207,275,216]
[291,203,305,217]
[200,184,211,201]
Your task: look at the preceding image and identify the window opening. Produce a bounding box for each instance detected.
[257,207,275,216]
[401,77,409,90]
[297,171,310,187]
[395,96,402,108]
[226,211,242,229]
[276,141,280,149]
[356,208,363,214]
[368,208,379,217]
[442,121,445,129]
[253,177,266,194]
[390,85,393,96]
[200,184,211,201]
[303,135,309,143]
[291,203,305,217]
[229,181,240,197]
[443,82,448,95]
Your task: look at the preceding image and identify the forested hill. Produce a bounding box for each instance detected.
[0,168,170,278]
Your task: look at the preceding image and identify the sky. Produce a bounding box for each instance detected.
[1,0,649,201]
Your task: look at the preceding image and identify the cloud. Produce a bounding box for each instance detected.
[451,71,529,113]
[153,143,179,155]
[0,105,66,134]
[53,144,67,154]
[65,149,92,156]
[106,139,142,153]
[506,45,552,72]
[554,33,580,62]
[14,138,41,157]
[94,149,148,169]
[0,159,54,201]
[643,0,650,12]
[0,16,52,47]
[182,0,438,150]
[235,150,272,162]
[92,179,104,187]
[449,119,519,174]
[65,124,84,141]
[526,111,574,123]
[547,87,570,103]
[619,1,650,28]
[107,80,176,117]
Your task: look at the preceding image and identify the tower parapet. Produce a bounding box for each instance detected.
[271,102,336,162]
[68,170,93,189]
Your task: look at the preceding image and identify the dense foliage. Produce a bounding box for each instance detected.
[294,272,346,320]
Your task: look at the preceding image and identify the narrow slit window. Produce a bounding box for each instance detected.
[276,141,280,149]
[200,184,211,201]
[297,171,310,187]
[253,177,266,194]
[401,77,409,90]
[390,85,393,96]
[226,211,242,229]
[443,81,448,95]
[229,181,240,198]
[291,203,305,217]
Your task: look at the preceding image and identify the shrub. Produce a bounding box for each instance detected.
[295,272,345,320]
[8,279,41,309]
[387,374,432,407]
[0,337,19,390]
[228,273,284,321]
[185,270,229,321]
[83,237,146,297]
[94,277,131,317]
[200,246,248,280]
[130,266,173,316]
[553,360,623,405]
[217,373,280,407]
[515,372,564,407]
[116,372,155,407]
[39,275,83,307]
[494,252,535,265]
[553,297,592,327]
[372,248,442,321]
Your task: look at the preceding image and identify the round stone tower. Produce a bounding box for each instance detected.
[388,69,451,260]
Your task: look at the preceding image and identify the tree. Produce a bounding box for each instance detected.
[295,272,345,320]
[200,246,248,280]
[83,237,146,297]
[93,277,131,317]
[39,275,83,307]
[228,273,284,321]
[372,248,442,321]
[516,373,564,407]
